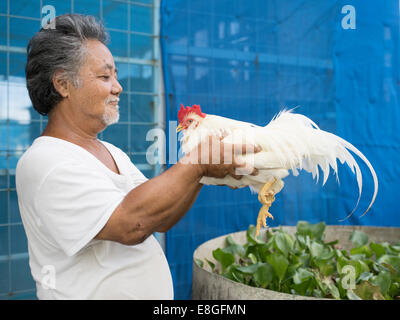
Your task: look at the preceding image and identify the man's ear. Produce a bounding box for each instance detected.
[52,70,70,98]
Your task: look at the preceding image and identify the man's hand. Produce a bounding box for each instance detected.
[180,135,260,180]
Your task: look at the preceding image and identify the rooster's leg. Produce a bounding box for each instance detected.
[255,179,277,236]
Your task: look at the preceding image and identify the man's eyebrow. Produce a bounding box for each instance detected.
[103,63,118,74]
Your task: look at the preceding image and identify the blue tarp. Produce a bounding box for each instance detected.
[160,0,400,299]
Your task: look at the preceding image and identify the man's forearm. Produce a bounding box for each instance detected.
[120,161,204,236]
[155,177,203,232]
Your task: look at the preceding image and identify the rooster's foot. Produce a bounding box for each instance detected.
[255,178,277,236]
[255,204,274,236]
[258,178,277,204]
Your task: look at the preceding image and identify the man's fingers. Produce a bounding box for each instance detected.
[234,157,246,167]
[233,155,258,176]
[221,142,260,156]
[227,166,242,180]
[198,136,261,180]
[230,173,243,180]
[234,165,258,176]
[234,143,261,155]
[217,184,239,190]
[250,168,259,176]
[218,131,229,140]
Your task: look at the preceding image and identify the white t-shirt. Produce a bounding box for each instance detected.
[16,136,173,300]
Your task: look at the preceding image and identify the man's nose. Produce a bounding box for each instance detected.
[112,77,123,95]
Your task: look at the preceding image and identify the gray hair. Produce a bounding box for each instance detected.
[25,14,109,115]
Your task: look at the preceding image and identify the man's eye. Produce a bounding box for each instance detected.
[101,75,110,79]
[188,119,193,123]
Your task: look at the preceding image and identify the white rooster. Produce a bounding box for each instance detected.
[176,104,378,236]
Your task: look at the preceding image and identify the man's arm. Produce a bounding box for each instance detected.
[96,138,259,245]
[96,161,203,245]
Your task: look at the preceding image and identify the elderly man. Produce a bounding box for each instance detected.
[16,14,258,300]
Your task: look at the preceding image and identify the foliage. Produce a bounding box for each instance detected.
[200,222,400,300]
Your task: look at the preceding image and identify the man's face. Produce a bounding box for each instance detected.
[68,39,123,127]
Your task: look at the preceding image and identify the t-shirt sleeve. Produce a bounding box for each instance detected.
[34,162,126,257]
[118,149,149,184]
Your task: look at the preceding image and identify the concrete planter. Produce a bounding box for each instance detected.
[192,226,400,300]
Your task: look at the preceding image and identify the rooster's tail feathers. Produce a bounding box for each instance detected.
[324,132,378,221]
[266,111,378,219]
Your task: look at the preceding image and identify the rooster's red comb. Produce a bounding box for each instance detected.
[178,104,206,123]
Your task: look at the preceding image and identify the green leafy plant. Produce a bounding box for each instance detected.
[198,222,400,300]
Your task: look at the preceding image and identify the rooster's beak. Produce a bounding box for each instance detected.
[176,124,184,133]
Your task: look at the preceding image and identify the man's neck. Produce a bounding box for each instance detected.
[41,105,105,147]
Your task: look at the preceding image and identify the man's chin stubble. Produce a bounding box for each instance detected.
[102,106,120,126]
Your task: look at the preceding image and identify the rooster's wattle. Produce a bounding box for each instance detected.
[177,104,378,235]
